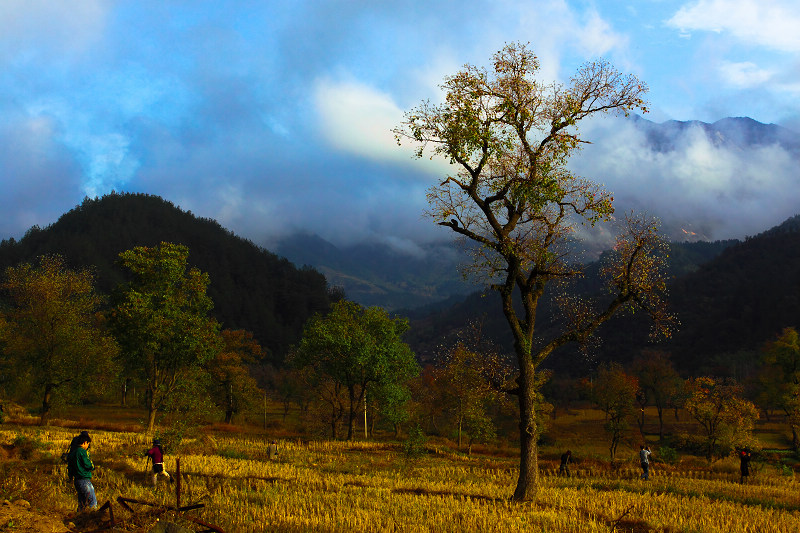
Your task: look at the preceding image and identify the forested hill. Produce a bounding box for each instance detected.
[405,217,800,376]
[0,193,336,365]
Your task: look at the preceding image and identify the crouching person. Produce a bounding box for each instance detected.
[67,433,97,512]
[145,438,172,487]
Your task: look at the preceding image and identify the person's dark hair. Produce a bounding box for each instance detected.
[77,434,92,445]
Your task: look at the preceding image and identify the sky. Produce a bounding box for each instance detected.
[1,0,799,252]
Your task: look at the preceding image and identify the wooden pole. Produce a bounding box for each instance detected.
[176,458,181,511]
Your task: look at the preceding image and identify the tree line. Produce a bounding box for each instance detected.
[0,243,423,439]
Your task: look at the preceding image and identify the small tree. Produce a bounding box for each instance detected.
[396,42,673,500]
[590,363,638,460]
[205,329,264,424]
[109,242,221,431]
[294,300,419,440]
[0,255,118,424]
[632,351,681,440]
[684,376,759,460]
[435,343,501,452]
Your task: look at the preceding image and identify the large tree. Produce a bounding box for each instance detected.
[294,300,419,440]
[396,43,672,500]
[0,255,118,425]
[109,242,221,431]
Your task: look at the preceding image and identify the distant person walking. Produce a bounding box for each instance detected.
[639,445,651,480]
[145,438,172,488]
[739,448,752,484]
[267,440,279,460]
[67,433,97,512]
[559,450,572,477]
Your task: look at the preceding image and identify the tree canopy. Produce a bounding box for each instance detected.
[294,300,419,440]
[396,42,672,500]
[0,255,118,424]
[109,242,221,431]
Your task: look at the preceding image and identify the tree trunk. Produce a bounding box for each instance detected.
[225,383,234,423]
[345,385,356,440]
[146,387,157,432]
[512,363,538,501]
[39,383,54,426]
[792,425,799,451]
[656,404,664,441]
[458,414,463,449]
[121,377,131,406]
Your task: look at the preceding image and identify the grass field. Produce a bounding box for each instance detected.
[1,405,799,532]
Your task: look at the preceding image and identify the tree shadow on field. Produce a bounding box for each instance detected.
[391,487,504,503]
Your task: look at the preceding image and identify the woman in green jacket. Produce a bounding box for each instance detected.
[67,433,97,511]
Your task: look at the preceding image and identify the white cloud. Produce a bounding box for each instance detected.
[718,61,775,88]
[667,0,800,52]
[313,78,405,161]
[313,77,453,176]
[571,116,800,240]
[577,9,630,59]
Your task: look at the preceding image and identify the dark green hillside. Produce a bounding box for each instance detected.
[0,193,337,364]
[405,237,747,373]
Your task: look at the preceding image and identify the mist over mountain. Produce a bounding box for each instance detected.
[571,114,800,245]
[272,115,800,310]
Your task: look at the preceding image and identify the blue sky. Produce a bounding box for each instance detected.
[1,0,799,251]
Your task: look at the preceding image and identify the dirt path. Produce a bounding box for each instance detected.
[0,499,71,532]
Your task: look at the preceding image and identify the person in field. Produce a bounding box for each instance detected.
[267,440,279,460]
[145,438,172,487]
[559,450,572,477]
[739,448,751,484]
[67,433,97,512]
[639,445,651,480]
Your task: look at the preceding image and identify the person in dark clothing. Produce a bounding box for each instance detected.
[739,449,751,484]
[559,450,572,477]
[67,433,96,512]
[145,438,172,487]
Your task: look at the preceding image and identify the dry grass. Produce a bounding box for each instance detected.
[1,420,799,532]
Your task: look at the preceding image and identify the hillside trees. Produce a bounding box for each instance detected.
[109,242,221,431]
[756,327,800,449]
[396,42,672,500]
[294,300,419,440]
[0,255,118,425]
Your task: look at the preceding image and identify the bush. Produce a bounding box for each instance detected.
[12,433,46,460]
[403,424,427,459]
[657,445,679,465]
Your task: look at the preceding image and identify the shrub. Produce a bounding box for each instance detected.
[403,424,427,459]
[12,433,46,460]
[657,445,679,465]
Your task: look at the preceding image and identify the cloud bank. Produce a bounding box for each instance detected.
[0,0,798,255]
